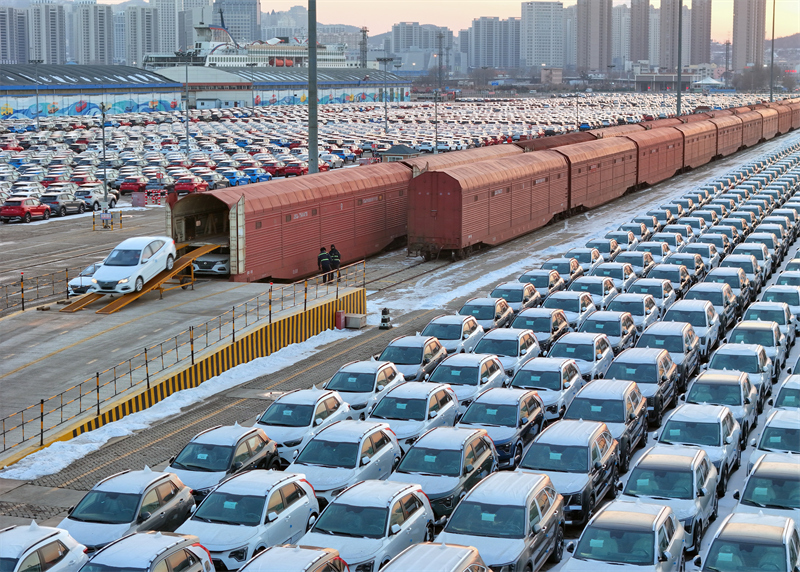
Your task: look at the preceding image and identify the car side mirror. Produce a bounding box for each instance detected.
[750,437,757,447]
[767,398,774,406]
[563,381,571,389]
[390,523,402,535]
[725,435,733,445]
[361,455,371,466]
[566,542,575,554]
[464,464,474,475]
[463,332,470,340]
[520,416,529,427]
[314,417,324,426]
[423,357,430,365]
[430,410,438,419]
[659,551,671,563]
[693,556,702,568]
[698,487,707,498]
[169,455,176,464]
[532,522,543,534]
[231,461,243,472]
[267,511,278,523]
[616,481,624,491]
[307,514,316,527]
[679,393,686,402]
[137,512,151,524]
[744,397,751,405]
[520,348,528,356]
[594,461,602,471]
[628,412,636,421]
[292,449,300,459]
[733,489,740,500]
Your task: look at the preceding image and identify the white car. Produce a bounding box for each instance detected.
[471,328,540,378]
[0,522,88,572]
[747,409,800,472]
[542,291,597,330]
[89,236,177,294]
[286,420,401,507]
[299,480,434,571]
[733,453,800,530]
[770,374,800,410]
[367,382,459,453]
[323,361,404,419]
[192,252,230,275]
[663,300,722,359]
[78,531,212,572]
[427,353,505,414]
[627,278,678,313]
[421,314,485,354]
[176,471,318,569]
[68,261,103,295]
[568,276,619,310]
[236,545,345,572]
[255,388,351,466]
[706,343,772,412]
[510,357,581,421]
[546,332,614,382]
[607,293,660,333]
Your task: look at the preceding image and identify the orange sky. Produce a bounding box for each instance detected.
[256,0,799,42]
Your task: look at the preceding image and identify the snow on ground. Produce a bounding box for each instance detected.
[0,327,362,480]
[21,204,163,227]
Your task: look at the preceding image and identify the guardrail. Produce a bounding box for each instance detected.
[0,260,367,453]
[1,267,86,311]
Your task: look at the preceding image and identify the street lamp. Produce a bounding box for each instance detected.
[377,56,393,134]
[99,102,112,218]
[246,62,257,107]
[29,59,43,131]
[769,0,776,101]
[174,50,195,153]
[433,89,439,154]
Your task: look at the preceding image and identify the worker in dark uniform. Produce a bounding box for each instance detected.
[329,244,341,281]
[318,247,332,283]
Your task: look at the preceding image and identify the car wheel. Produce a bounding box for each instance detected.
[109,199,116,208]
[740,424,748,451]
[78,203,85,213]
[135,276,144,292]
[43,210,50,220]
[93,202,100,211]
[733,447,741,471]
[653,402,664,428]
[717,467,727,497]
[23,212,31,223]
[59,206,67,217]
[710,492,719,521]
[549,526,565,563]
[166,255,174,271]
[513,443,523,468]
[425,522,435,542]
[267,456,281,471]
[679,555,686,572]
[620,441,630,473]
[690,526,703,556]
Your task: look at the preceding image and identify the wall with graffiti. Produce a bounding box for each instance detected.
[251,87,411,106]
[0,92,183,120]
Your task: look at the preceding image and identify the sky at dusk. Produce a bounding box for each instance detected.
[255,0,799,42]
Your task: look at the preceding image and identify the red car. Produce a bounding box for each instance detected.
[262,162,286,177]
[174,176,209,194]
[318,162,331,172]
[119,176,149,194]
[70,174,100,185]
[284,162,309,177]
[1,197,51,223]
[41,173,70,187]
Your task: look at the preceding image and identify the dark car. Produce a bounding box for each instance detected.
[39,192,86,216]
[606,348,679,427]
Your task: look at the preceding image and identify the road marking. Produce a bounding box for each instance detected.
[4,354,14,359]
[60,330,69,335]
[87,359,97,365]
[111,348,120,353]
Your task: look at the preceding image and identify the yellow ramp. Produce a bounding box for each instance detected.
[59,292,105,313]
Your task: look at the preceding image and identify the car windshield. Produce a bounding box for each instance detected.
[473,338,518,357]
[520,274,550,289]
[379,345,422,365]
[445,501,526,539]
[421,322,463,340]
[371,397,426,421]
[759,427,800,453]
[660,420,720,446]
[193,491,265,526]
[571,282,603,295]
[543,261,571,275]
[580,320,620,335]
[69,490,140,524]
[79,264,99,277]
[512,315,551,331]
[704,541,787,572]
[565,398,624,422]
[519,443,587,472]
[608,300,643,315]
[104,249,141,267]
[397,446,461,476]
[628,284,662,298]
[511,369,561,391]
[741,474,800,509]
[639,245,663,256]
[429,365,479,386]
[686,290,723,305]
[549,342,594,362]
[461,402,518,427]
[664,309,707,328]
[638,333,684,353]
[594,267,622,279]
[172,442,233,472]
[258,402,313,427]
[491,288,523,303]
[763,290,800,305]
[777,274,800,286]
[606,362,658,383]
[730,328,775,346]
[312,504,387,539]
[617,254,642,265]
[708,352,760,373]
[687,382,742,406]
[544,297,579,313]
[775,387,800,409]
[723,260,756,274]
[745,309,786,325]
[326,371,374,393]
[459,304,495,321]
[574,527,654,565]
[295,439,358,469]
[624,467,694,500]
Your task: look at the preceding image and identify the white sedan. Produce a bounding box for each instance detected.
[89,236,177,294]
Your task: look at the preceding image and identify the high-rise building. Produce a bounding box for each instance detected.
[563,4,577,68]
[521,1,563,69]
[649,6,660,66]
[659,0,680,70]
[153,0,178,52]
[469,16,520,69]
[732,0,765,71]
[630,0,649,62]
[681,4,691,66]
[28,1,67,64]
[0,7,29,64]
[113,10,126,64]
[72,0,114,65]
[212,0,260,44]
[179,0,211,51]
[576,0,612,73]
[611,4,630,69]
[391,22,452,52]
[690,0,711,64]
[126,5,158,67]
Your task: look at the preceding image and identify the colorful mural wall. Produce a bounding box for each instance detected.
[0,92,183,120]
[244,87,410,107]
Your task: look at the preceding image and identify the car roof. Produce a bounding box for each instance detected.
[556,332,604,345]
[441,353,493,367]
[776,374,800,390]
[733,320,777,331]
[517,308,561,318]
[519,357,572,371]
[635,445,701,471]
[632,278,668,286]
[667,403,728,423]
[482,328,528,340]
[0,522,62,559]
[750,453,800,480]
[464,471,547,507]
[493,282,528,290]
[614,348,665,362]
[389,335,437,348]
[611,293,648,302]
[463,298,500,306]
[241,545,338,572]
[386,381,446,399]
[764,408,800,429]
[336,479,417,508]
[538,419,606,445]
[383,543,478,572]
[216,470,298,497]
[667,300,710,311]
[590,500,667,531]
[474,387,532,406]
[92,532,189,567]
[113,236,170,249]
[94,468,170,493]
[416,426,483,450]
[695,371,745,385]
[338,360,389,374]
[315,420,386,443]
[193,423,257,445]
[430,314,472,325]
[716,512,792,545]
[575,378,636,399]
[713,343,762,355]
[583,311,628,323]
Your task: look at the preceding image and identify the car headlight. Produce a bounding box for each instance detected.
[405,437,418,446]
[331,486,347,498]
[492,565,516,572]
[117,278,128,284]
[229,547,248,562]
[282,438,302,448]
[405,373,417,381]
[505,368,515,376]
[546,404,558,413]
[350,403,368,410]
[355,563,374,572]
[91,278,97,283]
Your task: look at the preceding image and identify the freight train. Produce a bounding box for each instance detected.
[169,100,800,281]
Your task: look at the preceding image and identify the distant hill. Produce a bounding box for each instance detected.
[773,33,800,50]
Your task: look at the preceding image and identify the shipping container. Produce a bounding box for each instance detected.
[673,121,718,169]
[624,129,685,187]
[709,115,743,157]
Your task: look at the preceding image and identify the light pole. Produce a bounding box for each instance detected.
[29,59,43,131]
[377,56,393,134]
[676,0,684,116]
[100,103,112,218]
[433,89,439,154]
[175,50,194,153]
[394,61,402,109]
[769,0,776,101]
[246,62,257,107]
[308,0,319,174]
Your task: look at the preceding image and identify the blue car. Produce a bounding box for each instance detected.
[219,169,250,186]
[242,168,272,183]
[331,148,356,162]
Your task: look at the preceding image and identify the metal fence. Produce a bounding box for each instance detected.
[1,267,86,311]
[0,261,366,453]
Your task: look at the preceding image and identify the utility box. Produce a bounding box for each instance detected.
[344,313,367,329]
[335,311,346,330]
[131,192,146,207]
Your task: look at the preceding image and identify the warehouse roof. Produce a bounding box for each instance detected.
[0,65,180,91]
[217,67,408,86]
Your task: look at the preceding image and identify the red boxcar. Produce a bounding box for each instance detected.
[588,124,646,139]
[738,111,764,148]
[407,151,568,258]
[640,118,683,130]
[756,108,779,141]
[673,121,717,170]
[554,138,638,211]
[624,129,684,187]
[709,116,743,157]
[169,163,412,281]
[683,113,712,123]
[403,144,522,176]
[787,101,800,130]
[766,103,793,135]
[514,132,596,152]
